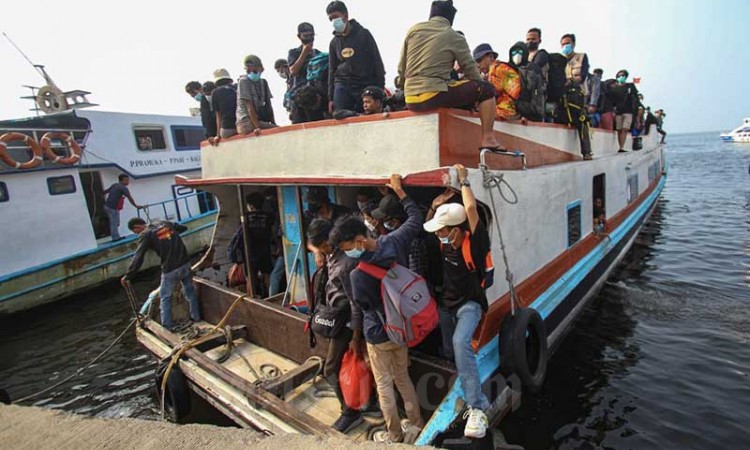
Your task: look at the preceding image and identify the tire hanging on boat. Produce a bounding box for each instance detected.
[155,360,191,422]
[499,307,549,393]
[0,132,44,170]
[40,132,82,165]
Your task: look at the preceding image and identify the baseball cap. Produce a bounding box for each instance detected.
[298,22,315,34]
[244,54,263,68]
[371,194,405,220]
[423,203,467,232]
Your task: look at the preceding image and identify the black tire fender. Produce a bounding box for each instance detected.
[499,307,549,393]
[155,361,191,422]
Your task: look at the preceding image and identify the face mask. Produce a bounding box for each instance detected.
[357,201,369,211]
[332,17,347,33]
[193,93,204,103]
[278,71,288,80]
[344,243,364,259]
[561,43,574,56]
[439,236,451,244]
[247,72,261,82]
[512,54,523,65]
[383,221,396,231]
[617,75,627,84]
[527,41,539,51]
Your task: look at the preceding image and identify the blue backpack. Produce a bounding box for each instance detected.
[306,52,329,82]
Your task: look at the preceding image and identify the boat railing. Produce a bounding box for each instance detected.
[137,191,217,224]
[480,147,527,170]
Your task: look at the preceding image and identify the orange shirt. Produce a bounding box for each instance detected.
[487,62,522,119]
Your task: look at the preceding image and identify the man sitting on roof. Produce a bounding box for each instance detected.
[474,43,522,120]
[236,55,277,136]
[396,0,502,151]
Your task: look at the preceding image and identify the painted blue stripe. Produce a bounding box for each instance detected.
[0,220,215,303]
[0,211,216,283]
[415,174,666,446]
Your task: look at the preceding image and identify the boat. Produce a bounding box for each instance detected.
[720,118,750,143]
[0,71,217,315]
[134,109,666,447]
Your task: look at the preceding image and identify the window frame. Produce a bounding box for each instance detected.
[0,181,8,203]
[566,199,582,247]
[132,125,168,152]
[170,125,205,151]
[47,175,77,196]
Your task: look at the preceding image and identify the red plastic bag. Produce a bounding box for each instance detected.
[339,349,374,410]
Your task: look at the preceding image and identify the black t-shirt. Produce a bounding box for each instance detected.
[211,84,238,130]
[607,82,639,115]
[440,221,490,313]
[288,47,321,90]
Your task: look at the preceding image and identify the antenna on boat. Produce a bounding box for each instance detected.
[3,32,97,115]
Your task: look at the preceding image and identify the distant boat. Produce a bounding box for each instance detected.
[720,118,750,143]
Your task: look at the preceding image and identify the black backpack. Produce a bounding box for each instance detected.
[516,62,546,122]
[547,53,568,103]
[306,265,347,348]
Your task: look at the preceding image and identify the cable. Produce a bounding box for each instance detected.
[12,318,137,404]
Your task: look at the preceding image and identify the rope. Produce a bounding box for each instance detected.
[12,318,137,404]
[123,281,142,323]
[480,167,520,315]
[159,293,248,418]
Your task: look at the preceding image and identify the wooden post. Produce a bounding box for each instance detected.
[237,185,255,298]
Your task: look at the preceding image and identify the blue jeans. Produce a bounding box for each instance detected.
[269,256,285,296]
[445,301,490,411]
[105,206,120,240]
[333,82,366,113]
[160,263,200,329]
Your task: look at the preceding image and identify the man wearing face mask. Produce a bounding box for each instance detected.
[557,33,593,160]
[423,164,492,439]
[326,1,385,115]
[370,194,430,280]
[606,69,640,152]
[236,55,277,136]
[287,23,324,123]
[185,81,217,139]
[560,33,589,86]
[329,174,424,443]
[275,59,293,116]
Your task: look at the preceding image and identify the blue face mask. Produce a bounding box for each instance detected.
[561,43,574,56]
[332,17,347,33]
[344,244,364,259]
[617,75,627,84]
[383,221,396,231]
[247,72,261,82]
[193,93,204,102]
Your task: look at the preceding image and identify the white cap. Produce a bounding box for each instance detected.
[423,203,467,232]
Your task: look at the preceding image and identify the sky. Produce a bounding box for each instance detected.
[1,0,748,134]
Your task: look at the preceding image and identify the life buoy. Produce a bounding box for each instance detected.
[155,360,191,422]
[40,132,82,165]
[499,307,549,393]
[0,133,44,170]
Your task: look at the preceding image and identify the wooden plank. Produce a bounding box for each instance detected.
[143,320,343,438]
[260,358,322,398]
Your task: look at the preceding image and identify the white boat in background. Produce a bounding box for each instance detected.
[0,74,216,315]
[720,118,750,143]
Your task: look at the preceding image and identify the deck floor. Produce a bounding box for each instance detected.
[196,324,384,441]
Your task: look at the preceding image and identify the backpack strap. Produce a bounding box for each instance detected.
[356,261,388,280]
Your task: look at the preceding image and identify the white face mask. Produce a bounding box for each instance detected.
[512,54,523,65]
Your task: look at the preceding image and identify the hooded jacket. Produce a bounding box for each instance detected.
[349,196,423,344]
[327,19,386,99]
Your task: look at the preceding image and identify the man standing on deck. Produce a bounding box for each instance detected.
[288,22,323,123]
[330,174,424,444]
[608,69,640,152]
[559,33,593,159]
[326,1,385,115]
[121,218,201,331]
[104,174,142,241]
[396,0,502,151]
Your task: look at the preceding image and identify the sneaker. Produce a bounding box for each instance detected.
[618,149,628,153]
[372,430,399,444]
[463,407,488,439]
[583,154,593,161]
[332,413,363,434]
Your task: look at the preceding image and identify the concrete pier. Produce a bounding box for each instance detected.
[0,405,415,449]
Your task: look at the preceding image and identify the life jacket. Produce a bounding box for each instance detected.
[442,231,495,289]
[516,62,546,122]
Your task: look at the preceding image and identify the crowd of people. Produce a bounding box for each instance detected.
[183,0,666,159]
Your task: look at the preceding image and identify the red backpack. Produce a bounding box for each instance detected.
[357,262,438,348]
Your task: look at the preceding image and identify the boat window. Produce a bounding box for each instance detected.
[593,173,606,220]
[47,175,77,196]
[567,200,582,247]
[133,127,167,151]
[171,125,205,151]
[648,162,659,182]
[0,182,8,202]
[627,174,639,203]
